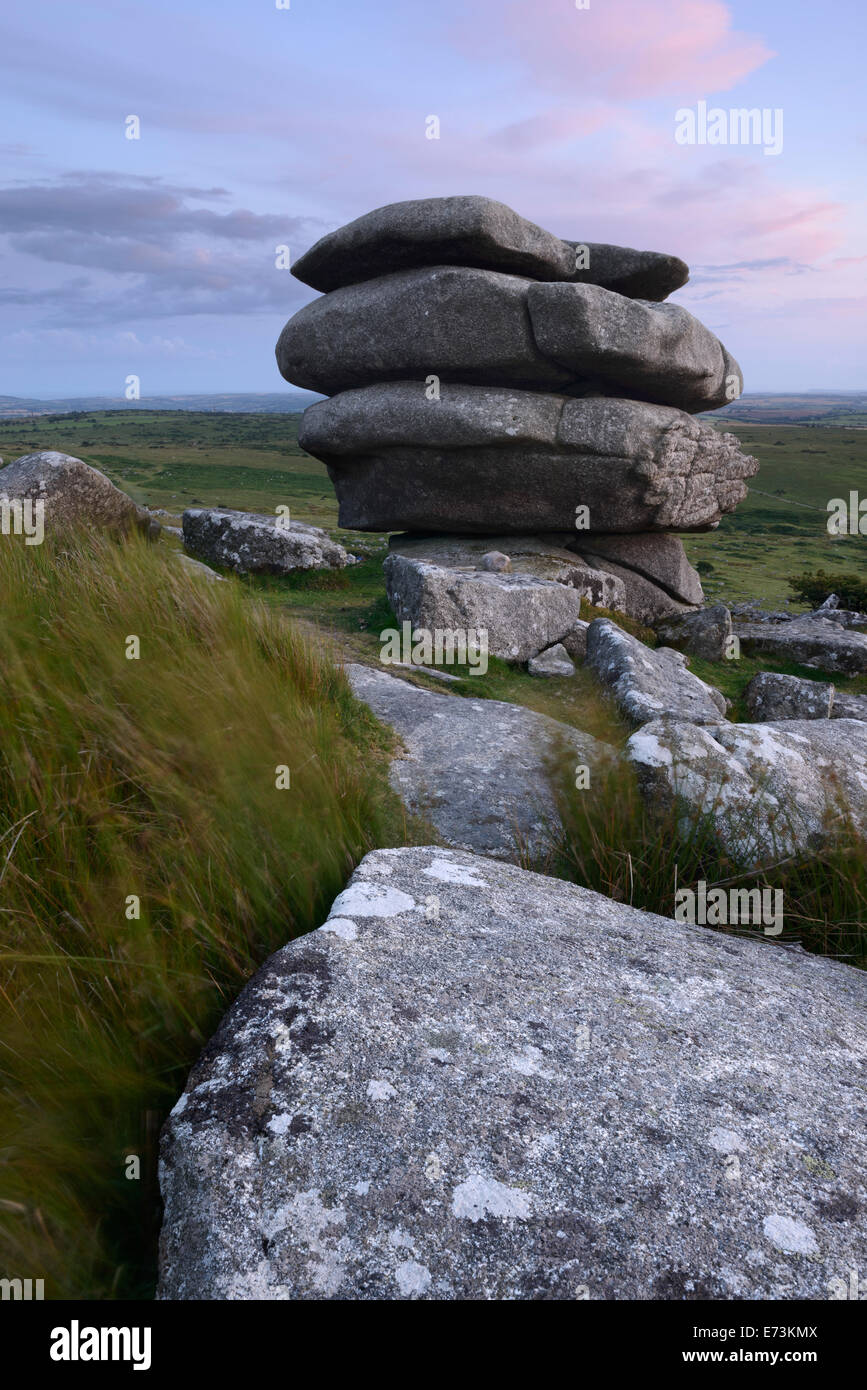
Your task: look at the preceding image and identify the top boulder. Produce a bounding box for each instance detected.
[291,195,688,301]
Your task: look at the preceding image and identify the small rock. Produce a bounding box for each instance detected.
[656,603,733,661]
[744,672,833,721]
[480,550,511,573]
[527,643,575,678]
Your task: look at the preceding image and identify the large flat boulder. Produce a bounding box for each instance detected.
[383,553,589,664]
[182,509,352,576]
[291,195,575,291]
[158,844,867,1301]
[628,717,867,866]
[0,451,153,536]
[290,196,688,301]
[586,619,727,726]
[345,665,611,860]
[277,266,576,396]
[734,616,867,676]
[300,385,757,534]
[527,283,740,413]
[278,266,734,411]
[387,534,626,612]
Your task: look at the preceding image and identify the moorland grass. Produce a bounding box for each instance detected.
[0,530,411,1298]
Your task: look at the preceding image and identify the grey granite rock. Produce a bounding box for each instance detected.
[0,451,153,536]
[561,622,591,662]
[387,533,626,612]
[527,643,575,678]
[568,555,696,626]
[345,665,609,860]
[279,266,733,410]
[744,672,834,722]
[302,386,757,534]
[182,509,351,576]
[290,195,575,292]
[567,532,704,606]
[158,843,867,1301]
[527,283,740,412]
[628,717,867,865]
[656,603,733,661]
[804,608,867,631]
[277,266,577,396]
[830,689,867,720]
[586,620,727,726]
[564,240,689,301]
[383,553,587,664]
[734,616,867,676]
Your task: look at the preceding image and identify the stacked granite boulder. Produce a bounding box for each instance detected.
[277,197,758,661]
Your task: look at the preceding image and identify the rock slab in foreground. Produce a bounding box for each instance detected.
[183,509,352,576]
[586,619,727,726]
[744,672,834,722]
[628,717,867,866]
[346,664,608,860]
[158,844,867,1300]
[0,451,153,536]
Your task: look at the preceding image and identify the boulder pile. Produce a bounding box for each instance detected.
[277,197,758,653]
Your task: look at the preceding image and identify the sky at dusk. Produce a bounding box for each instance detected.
[1,0,864,397]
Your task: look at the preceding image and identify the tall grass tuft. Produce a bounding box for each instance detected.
[552,755,867,967]
[0,530,410,1298]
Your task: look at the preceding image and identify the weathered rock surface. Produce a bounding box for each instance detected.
[384,553,588,664]
[566,532,704,607]
[744,673,834,722]
[182,509,352,576]
[387,533,626,611]
[586,620,727,726]
[291,195,575,292]
[656,603,733,661]
[345,665,609,860]
[0,451,153,535]
[564,240,689,301]
[628,718,867,865]
[830,689,867,720]
[734,616,867,676]
[277,266,576,395]
[302,386,757,534]
[158,844,867,1301]
[527,643,575,678]
[527,283,740,412]
[279,266,736,410]
[289,195,688,301]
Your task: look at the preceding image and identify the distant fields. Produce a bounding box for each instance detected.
[1,407,866,607]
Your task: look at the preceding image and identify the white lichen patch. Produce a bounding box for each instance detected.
[395,1259,432,1297]
[423,857,486,887]
[762,1213,819,1256]
[366,1079,397,1101]
[330,881,417,918]
[320,917,358,941]
[451,1173,533,1222]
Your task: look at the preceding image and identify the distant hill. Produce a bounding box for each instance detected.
[0,392,323,418]
[708,393,867,426]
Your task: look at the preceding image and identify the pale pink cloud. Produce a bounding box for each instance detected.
[450,0,774,101]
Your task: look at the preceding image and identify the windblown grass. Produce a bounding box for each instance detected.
[0,530,410,1298]
[552,755,867,967]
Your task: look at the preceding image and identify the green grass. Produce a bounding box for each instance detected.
[552,756,867,968]
[0,528,415,1299]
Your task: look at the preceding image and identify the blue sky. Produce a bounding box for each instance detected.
[1,0,864,396]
